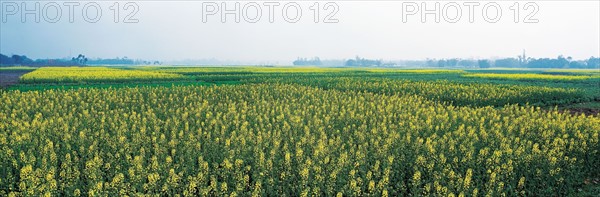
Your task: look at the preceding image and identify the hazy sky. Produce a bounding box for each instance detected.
[1,1,599,64]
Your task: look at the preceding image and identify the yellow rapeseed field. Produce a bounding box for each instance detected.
[252,76,584,107]
[20,67,183,83]
[462,73,596,81]
[1,84,598,196]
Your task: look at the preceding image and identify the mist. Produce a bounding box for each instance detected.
[1,1,598,64]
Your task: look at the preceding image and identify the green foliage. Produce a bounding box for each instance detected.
[0,66,37,71]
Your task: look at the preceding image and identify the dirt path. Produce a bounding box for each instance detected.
[560,107,600,116]
[0,71,31,88]
[556,101,600,116]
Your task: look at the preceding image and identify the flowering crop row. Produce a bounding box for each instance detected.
[20,67,184,84]
[1,84,598,196]
[462,73,598,81]
[250,77,586,107]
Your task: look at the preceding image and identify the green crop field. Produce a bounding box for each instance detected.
[1,66,599,196]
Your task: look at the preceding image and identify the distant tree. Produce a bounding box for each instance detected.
[518,50,529,66]
[293,57,322,66]
[494,58,520,68]
[587,57,600,69]
[527,58,544,68]
[526,56,571,68]
[87,57,134,65]
[434,59,460,67]
[568,61,585,68]
[345,56,381,67]
[437,59,446,67]
[457,59,478,68]
[71,54,88,65]
[447,58,459,67]
[0,54,15,66]
[12,55,23,64]
[478,60,491,68]
[345,59,357,67]
[557,55,569,68]
[9,55,33,65]
[426,59,437,67]
[313,57,321,65]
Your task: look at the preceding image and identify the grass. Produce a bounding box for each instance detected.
[0,66,38,71]
[147,66,466,74]
[7,80,240,91]
[150,66,351,74]
[364,68,464,73]
[544,69,600,73]
[464,69,544,74]
[557,101,600,114]
[462,73,597,81]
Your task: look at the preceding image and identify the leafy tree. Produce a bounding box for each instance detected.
[293,57,322,66]
[0,53,15,66]
[494,58,520,68]
[478,60,491,68]
[345,56,381,67]
[586,57,600,69]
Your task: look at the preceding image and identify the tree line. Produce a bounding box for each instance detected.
[498,56,600,69]
[293,56,384,67]
[0,54,86,66]
[0,53,162,67]
[293,55,600,69]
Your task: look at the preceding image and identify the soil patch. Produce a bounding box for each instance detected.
[0,71,31,88]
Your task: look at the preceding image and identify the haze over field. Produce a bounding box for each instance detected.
[1,1,599,64]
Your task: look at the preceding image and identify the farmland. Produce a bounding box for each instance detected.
[462,73,598,81]
[20,67,184,84]
[1,66,599,196]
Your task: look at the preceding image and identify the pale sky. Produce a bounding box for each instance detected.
[1,1,599,64]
